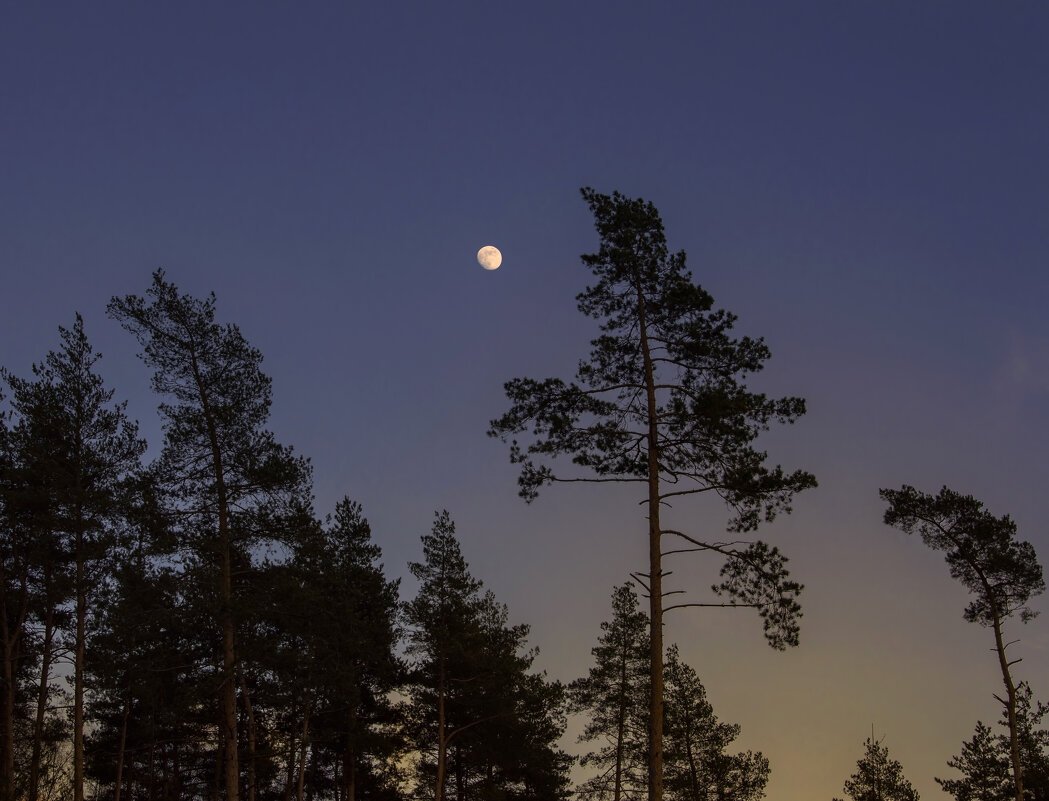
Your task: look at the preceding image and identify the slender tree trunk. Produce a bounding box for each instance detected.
[966,559,1026,801]
[29,579,57,801]
[0,567,29,801]
[636,272,664,801]
[113,679,131,801]
[435,655,447,801]
[684,719,701,801]
[239,667,258,801]
[283,720,297,801]
[455,749,464,801]
[74,520,87,801]
[0,623,11,801]
[191,348,240,801]
[343,709,357,801]
[614,643,628,801]
[992,609,1024,801]
[296,689,313,801]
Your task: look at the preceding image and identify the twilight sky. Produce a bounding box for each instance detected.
[3,4,1049,800]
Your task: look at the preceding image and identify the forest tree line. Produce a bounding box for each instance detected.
[0,275,772,801]
[3,189,1049,801]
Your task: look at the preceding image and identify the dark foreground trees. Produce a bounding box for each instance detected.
[834,737,919,801]
[569,584,649,801]
[881,486,1045,801]
[571,584,771,801]
[938,684,1049,801]
[662,644,769,801]
[490,188,815,801]
[0,316,145,801]
[109,272,312,801]
[404,511,571,801]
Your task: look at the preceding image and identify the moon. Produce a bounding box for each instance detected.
[477,245,502,271]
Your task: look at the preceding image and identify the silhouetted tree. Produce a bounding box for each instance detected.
[7,316,145,801]
[0,389,33,801]
[569,584,649,801]
[490,188,815,801]
[881,486,1045,801]
[2,317,145,801]
[938,684,1049,801]
[253,498,402,801]
[663,644,768,801]
[404,511,570,801]
[834,737,919,801]
[571,588,770,801]
[108,271,311,801]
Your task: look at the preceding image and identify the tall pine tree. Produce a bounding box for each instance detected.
[882,486,1045,801]
[490,189,815,801]
[2,316,145,801]
[108,271,311,801]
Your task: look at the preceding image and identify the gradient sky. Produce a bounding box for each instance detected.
[3,4,1049,800]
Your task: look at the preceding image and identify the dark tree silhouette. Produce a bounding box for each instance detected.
[881,486,1045,801]
[663,644,769,801]
[938,683,1049,801]
[108,271,311,801]
[569,584,649,801]
[834,737,919,801]
[2,316,144,801]
[490,188,815,801]
[404,511,570,801]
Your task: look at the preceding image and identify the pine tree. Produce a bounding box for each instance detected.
[881,486,1045,801]
[569,584,650,801]
[834,737,919,801]
[258,498,403,801]
[404,511,569,801]
[663,645,768,801]
[2,315,145,801]
[108,271,311,801]
[490,188,815,801]
[938,684,1049,801]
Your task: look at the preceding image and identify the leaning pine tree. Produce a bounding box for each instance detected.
[881,486,1045,801]
[108,272,311,801]
[489,188,816,801]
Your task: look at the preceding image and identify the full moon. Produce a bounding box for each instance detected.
[477,245,502,271]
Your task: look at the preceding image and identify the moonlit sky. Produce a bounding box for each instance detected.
[3,4,1049,799]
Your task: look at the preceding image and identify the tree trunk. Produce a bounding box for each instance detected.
[283,718,297,801]
[29,581,56,801]
[74,521,87,801]
[637,271,664,801]
[992,609,1024,801]
[190,348,239,801]
[343,709,357,801]
[435,655,447,801]
[239,667,258,801]
[614,642,628,801]
[113,678,132,801]
[0,565,29,801]
[296,690,313,801]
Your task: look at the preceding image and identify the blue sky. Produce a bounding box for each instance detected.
[3,4,1049,799]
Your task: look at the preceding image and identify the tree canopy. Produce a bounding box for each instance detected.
[490,188,815,801]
